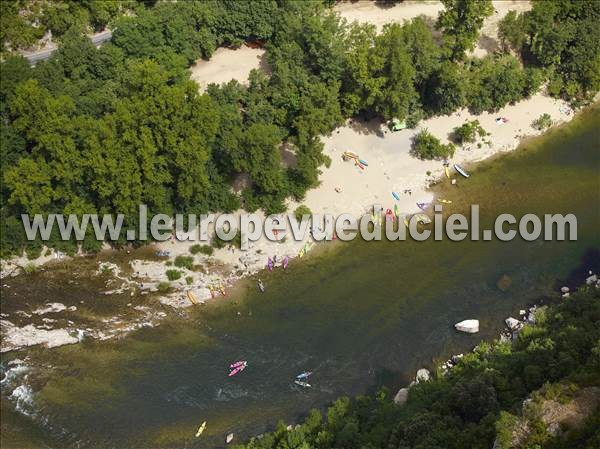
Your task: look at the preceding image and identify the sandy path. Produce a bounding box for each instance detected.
[189,46,266,92]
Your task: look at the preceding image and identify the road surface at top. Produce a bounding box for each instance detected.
[22,30,112,65]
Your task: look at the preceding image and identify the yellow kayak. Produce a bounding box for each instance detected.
[187,291,198,305]
[444,166,450,178]
[195,421,206,437]
[403,216,410,228]
[438,199,452,204]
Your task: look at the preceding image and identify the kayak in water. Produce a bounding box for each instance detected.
[228,361,247,377]
[282,256,289,269]
[195,421,206,437]
[230,361,245,369]
[294,380,311,388]
[454,164,470,178]
[296,371,312,379]
[257,279,265,292]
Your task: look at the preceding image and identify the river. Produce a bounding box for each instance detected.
[1,105,599,448]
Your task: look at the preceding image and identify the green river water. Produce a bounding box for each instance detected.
[1,105,599,448]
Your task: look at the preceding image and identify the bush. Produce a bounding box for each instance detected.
[531,113,553,131]
[452,120,487,144]
[191,244,213,256]
[185,276,194,285]
[157,281,171,293]
[174,255,194,270]
[166,269,182,281]
[294,205,312,221]
[23,262,38,274]
[212,229,241,249]
[411,129,456,160]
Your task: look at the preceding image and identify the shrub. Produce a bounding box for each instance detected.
[452,120,487,144]
[185,276,194,285]
[157,281,171,293]
[212,229,241,249]
[531,113,553,131]
[166,269,182,281]
[191,244,213,256]
[23,262,38,274]
[411,129,455,160]
[294,205,312,221]
[174,255,194,270]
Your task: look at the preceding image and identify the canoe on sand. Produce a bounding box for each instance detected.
[195,421,206,437]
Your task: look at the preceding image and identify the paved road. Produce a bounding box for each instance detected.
[24,30,112,65]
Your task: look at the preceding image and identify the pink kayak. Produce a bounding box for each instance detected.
[229,361,245,369]
[282,256,289,269]
[228,361,247,377]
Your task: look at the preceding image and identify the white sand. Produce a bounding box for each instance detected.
[302,93,572,220]
[334,0,444,31]
[189,46,266,92]
[334,0,531,58]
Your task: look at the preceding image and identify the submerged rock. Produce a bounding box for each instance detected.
[454,319,479,333]
[497,274,512,291]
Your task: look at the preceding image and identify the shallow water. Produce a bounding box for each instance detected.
[1,106,599,448]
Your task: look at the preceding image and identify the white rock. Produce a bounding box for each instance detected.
[1,321,78,352]
[416,368,431,383]
[454,319,479,333]
[394,387,409,405]
[560,286,570,293]
[32,302,66,315]
[586,274,597,285]
[505,317,521,330]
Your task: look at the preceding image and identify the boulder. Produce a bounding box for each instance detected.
[560,286,570,293]
[454,319,479,333]
[394,387,409,405]
[416,368,431,383]
[585,274,598,285]
[505,317,522,331]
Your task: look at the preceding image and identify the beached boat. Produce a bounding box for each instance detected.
[454,164,470,178]
[186,291,198,305]
[392,191,400,201]
[359,159,368,166]
[282,256,289,269]
[437,199,452,204]
[444,165,450,178]
[416,202,430,211]
[195,421,206,437]
[258,279,265,292]
[226,433,234,444]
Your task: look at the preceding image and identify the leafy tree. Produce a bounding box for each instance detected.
[452,120,487,144]
[498,10,527,53]
[411,129,455,160]
[436,0,494,61]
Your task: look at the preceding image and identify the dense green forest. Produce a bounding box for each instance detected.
[1,0,599,258]
[234,286,600,449]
